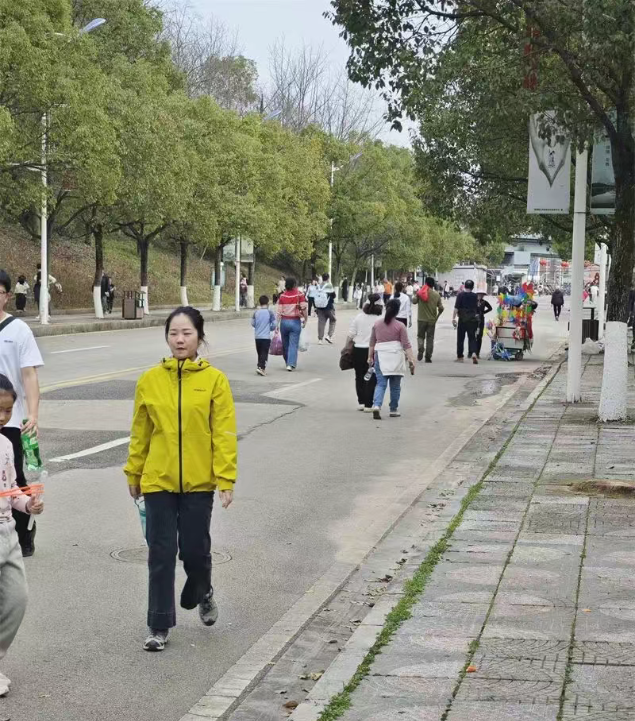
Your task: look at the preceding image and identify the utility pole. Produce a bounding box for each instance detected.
[597,242,607,340]
[566,147,588,403]
[235,236,241,313]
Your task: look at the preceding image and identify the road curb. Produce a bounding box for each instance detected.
[288,356,565,721]
[31,311,245,337]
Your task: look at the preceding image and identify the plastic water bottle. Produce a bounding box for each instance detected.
[364,366,376,382]
[27,469,46,531]
[21,423,42,471]
[135,497,147,539]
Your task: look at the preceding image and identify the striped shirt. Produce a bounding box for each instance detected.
[277,290,308,319]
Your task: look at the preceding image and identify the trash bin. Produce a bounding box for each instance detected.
[582,307,599,342]
[122,291,144,320]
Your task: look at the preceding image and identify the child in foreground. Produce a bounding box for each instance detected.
[0,373,43,694]
[252,295,276,376]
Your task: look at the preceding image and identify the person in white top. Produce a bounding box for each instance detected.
[346,293,383,411]
[0,270,43,556]
[393,282,412,327]
[405,282,414,297]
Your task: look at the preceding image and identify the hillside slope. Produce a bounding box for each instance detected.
[0,226,285,311]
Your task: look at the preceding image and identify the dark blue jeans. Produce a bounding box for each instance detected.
[280,317,301,367]
[145,491,214,630]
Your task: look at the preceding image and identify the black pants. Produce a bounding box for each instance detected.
[353,346,377,408]
[457,320,479,359]
[255,338,271,369]
[476,322,485,358]
[145,491,214,630]
[553,304,562,319]
[308,297,315,316]
[0,427,34,552]
[15,294,26,312]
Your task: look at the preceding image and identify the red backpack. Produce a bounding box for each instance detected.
[417,285,430,302]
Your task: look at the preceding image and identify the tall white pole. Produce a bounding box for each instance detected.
[566,147,588,403]
[235,236,241,312]
[40,113,49,326]
[329,161,335,280]
[370,254,375,287]
[597,242,607,340]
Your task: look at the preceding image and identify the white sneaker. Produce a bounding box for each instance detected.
[0,672,11,696]
[286,365,294,372]
[325,336,334,344]
[256,367,266,376]
[318,340,323,345]
[358,405,365,412]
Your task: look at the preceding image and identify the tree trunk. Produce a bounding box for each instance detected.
[92,223,104,319]
[180,239,189,306]
[139,238,150,314]
[598,111,635,421]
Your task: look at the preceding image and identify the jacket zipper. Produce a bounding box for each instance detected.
[178,361,184,493]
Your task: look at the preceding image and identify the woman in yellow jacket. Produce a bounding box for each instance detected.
[125,307,237,652]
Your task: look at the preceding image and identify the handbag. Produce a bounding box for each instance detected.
[270,331,284,356]
[339,339,355,371]
[299,327,309,352]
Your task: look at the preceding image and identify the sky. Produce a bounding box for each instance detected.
[185,0,413,146]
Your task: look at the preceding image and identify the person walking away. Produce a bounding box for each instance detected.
[341,277,349,302]
[306,278,318,317]
[443,281,449,299]
[0,271,43,556]
[347,294,382,411]
[475,288,493,359]
[352,284,362,310]
[315,273,336,345]
[239,275,248,308]
[0,374,44,693]
[100,270,110,315]
[252,295,276,376]
[13,277,28,314]
[393,282,412,327]
[453,279,480,364]
[107,275,116,314]
[405,280,414,298]
[276,278,308,371]
[32,264,41,316]
[125,307,237,652]
[413,277,444,363]
[551,287,564,320]
[382,278,393,305]
[369,299,415,420]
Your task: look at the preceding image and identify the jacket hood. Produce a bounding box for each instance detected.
[161,357,211,373]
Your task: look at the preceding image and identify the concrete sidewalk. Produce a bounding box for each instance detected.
[293,356,635,721]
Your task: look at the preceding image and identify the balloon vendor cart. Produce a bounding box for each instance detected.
[488,283,537,361]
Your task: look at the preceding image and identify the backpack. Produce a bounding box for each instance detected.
[314,285,329,309]
[417,285,430,303]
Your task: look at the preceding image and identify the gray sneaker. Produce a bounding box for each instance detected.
[199,592,219,627]
[143,628,169,652]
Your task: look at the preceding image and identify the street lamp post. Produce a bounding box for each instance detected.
[40,18,107,325]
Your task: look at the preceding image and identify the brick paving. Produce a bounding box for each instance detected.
[341,357,635,721]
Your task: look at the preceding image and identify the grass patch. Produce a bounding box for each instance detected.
[0,224,287,311]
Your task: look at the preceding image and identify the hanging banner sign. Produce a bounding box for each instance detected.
[527,112,571,215]
[591,111,616,215]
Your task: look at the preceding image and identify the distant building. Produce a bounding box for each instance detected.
[500,234,566,288]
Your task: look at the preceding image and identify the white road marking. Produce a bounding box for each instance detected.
[49,436,130,463]
[265,378,322,397]
[49,345,110,355]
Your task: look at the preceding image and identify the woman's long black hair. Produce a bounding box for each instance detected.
[384,298,400,324]
[363,293,383,316]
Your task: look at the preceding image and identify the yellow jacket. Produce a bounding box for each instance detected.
[124,358,237,494]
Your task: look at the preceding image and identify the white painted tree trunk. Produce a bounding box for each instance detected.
[140,285,149,315]
[599,321,628,421]
[180,286,189,307]
[212,285,221,311]
[247,284,255,308]
[93,286,104,319]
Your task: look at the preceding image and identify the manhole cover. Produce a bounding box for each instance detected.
[110,547,232,565]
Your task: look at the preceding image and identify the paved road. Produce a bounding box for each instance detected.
[1,297,567,721]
